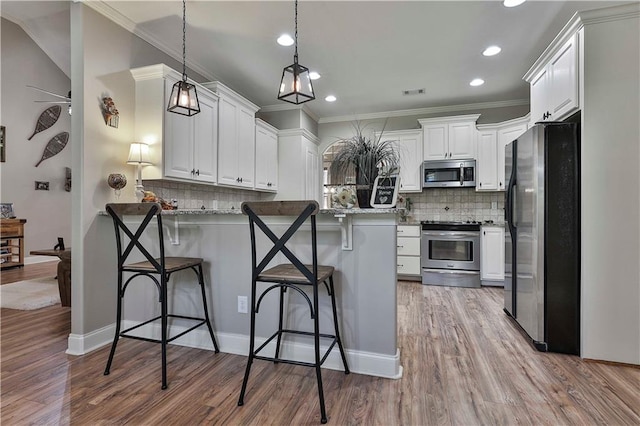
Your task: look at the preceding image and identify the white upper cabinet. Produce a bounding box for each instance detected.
[419,115,480,160]
[203,81,259,189]
[476,130,498,191]
[526,32,580,124]
[275,129,320,203]
[255,119,279,192]
[130,64,219,184]
[476,116,528,192]
[375,129,423,192]
[496,122,527,190]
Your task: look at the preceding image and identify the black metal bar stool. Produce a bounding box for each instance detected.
[237,200,350,424]
[104,202,219,389]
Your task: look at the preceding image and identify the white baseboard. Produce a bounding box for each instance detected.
[66,323,114,355]
[25,255,59,265]
[67,320,403,379]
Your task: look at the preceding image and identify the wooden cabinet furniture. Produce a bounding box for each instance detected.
[397,224,421,279]
[481,225,504,285]
[130,64,220,184]
[254,119,279,192]
[476,116,529,192]
[275,128,320,202]
[476,130,499,191]
[526,31,580,124]
[419,115,480,160]
[203,81,259,189]
[376,129,423,193]
[1,219,26,269]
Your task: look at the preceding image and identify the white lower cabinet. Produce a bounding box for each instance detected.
[481,225,505,284]
[397,225,421,278]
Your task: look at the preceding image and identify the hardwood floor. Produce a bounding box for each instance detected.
[0,260,58,284]
[1,279,638,424]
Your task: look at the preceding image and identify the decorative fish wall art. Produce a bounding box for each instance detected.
[35,131,69,167]
[27,105,61,140]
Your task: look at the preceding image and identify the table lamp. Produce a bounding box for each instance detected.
[127,142,152,201]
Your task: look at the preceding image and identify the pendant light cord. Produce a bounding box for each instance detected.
[182,0,187,82]
[294,0,299,63]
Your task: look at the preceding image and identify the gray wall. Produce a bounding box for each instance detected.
[0,18,71,255]
[69,3,219,336]
[580,11,640,364]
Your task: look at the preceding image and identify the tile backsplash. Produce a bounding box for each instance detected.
[144,180,264,210]
[400,188,505,223]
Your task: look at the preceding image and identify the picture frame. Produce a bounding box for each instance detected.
[0,203,15,219]
[370,174,400,208]
[0,125,5,162]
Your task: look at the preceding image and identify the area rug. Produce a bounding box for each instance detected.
[0,277,60,310]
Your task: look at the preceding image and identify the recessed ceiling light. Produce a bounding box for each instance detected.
[503,0,526,7]
[325,95,337,102]
[470,78,485,87]
[483,46,502,56]
[309,71,321,80]
[277,34,294,46]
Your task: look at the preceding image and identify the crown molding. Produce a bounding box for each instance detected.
[259,103,320,123]
[318,99,529,124]
[84,1,218,83]
[278,128,319,143]
[524,3,640,82]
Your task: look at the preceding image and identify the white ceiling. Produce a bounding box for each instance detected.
[1,1,632,121]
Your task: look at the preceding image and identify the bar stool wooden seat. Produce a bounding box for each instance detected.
[237,200,349,424]
[104,202,219,389]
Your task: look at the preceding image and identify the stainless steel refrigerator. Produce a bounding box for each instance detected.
[504,122,580,355]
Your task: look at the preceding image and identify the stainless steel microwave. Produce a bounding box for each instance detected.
[422,159,476,188]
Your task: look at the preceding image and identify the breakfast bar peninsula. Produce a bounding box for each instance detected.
[96,207,402,379]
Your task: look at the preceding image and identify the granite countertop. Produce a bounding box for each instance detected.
[99,207,403,216]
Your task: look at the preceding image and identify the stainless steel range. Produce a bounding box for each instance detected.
[420,221,481,288]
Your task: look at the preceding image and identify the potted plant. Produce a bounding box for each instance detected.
[329,122,399,208]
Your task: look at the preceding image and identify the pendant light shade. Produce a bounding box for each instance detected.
[167,0,200,116]
[277,0,315,105]
[168,80,200,116]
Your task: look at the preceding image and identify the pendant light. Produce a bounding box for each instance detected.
[277,0,315,104]
[167,0,200,116]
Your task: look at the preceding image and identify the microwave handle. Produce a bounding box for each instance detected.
[459,163,464,186]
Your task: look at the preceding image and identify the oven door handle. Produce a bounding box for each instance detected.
[422,231,479,238]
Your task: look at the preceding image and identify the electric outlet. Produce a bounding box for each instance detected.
[237,296,248,314]
[491,201,498,210]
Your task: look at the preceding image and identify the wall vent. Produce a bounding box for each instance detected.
[402,88,426,96]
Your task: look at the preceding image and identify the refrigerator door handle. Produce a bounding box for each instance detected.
[511,185,517,228]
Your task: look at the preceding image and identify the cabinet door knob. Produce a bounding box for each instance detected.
[479,182,482,187]
[499,182,503,187]
[191,169,195,175]
[195,169,200,176]
[240,177,243,183]
[450,152,452,158]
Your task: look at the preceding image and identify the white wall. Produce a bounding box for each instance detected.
[580,12,640,364]
[0,18,71,255]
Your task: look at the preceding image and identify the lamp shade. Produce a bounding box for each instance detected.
[127,142,152,165]
[167,80,201,116]
[278,61,315,105]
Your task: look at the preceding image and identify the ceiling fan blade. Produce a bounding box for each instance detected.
[26,85,71,100]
